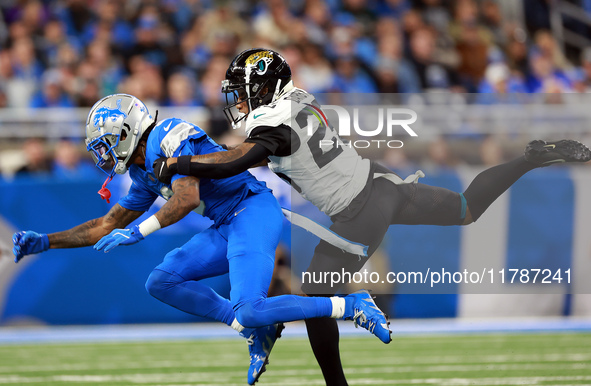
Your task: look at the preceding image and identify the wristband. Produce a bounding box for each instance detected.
[41,233,50,251]
[137,215,161,237]
[177,155,193,175]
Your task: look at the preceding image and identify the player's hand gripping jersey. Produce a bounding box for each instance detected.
[243,87,371,217]
[120,117,269,225]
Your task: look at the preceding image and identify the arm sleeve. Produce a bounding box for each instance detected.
[244,124,292,156]
[176,143,272,179]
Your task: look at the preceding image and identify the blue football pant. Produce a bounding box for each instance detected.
[145,191,332,327]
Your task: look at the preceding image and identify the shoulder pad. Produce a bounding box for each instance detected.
[153,118,206,157]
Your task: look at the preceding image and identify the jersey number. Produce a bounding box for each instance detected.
[295,110,343,169]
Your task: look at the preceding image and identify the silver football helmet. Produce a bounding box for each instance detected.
[85,94,154,177]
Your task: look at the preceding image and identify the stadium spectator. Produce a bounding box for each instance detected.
[331,55,378,93]
[374,18,421,93]
[14,137,52,177]
[131,4,182,74]
[481,0,507,47]
[279,44,305,88]
[4,37,42,107]
[55,0,94,44]
[200,55,233,139]
[425,136,459,171]
[16,0,47,38]
[253,0,295,47]
[0,0,587,111]
[302,0,331,46]
[79,0,135,53]
[38,18,78,69]
[297,44,334,93]
[533,30,572,72]
[523,0,552,34]
[52,138,98,179]
[479,135,505,167]
[122,55,164,106]
[505,26,530,79]
[526,52,572,93]
[478,62,527,96]
[0,83,7,108]
[576,47,591,92]
[377,0,411,19]
[449,0,492,91]
[74,60,102,107]
[30,68,74,108]
[86,40,124,96]
[408,27,459,91]
[165,71,200,107]
[185,2,246,69]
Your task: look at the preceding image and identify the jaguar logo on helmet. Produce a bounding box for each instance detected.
[93,98,127,128]
[245,50,274,75]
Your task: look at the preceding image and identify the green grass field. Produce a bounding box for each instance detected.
[0,332,589,385]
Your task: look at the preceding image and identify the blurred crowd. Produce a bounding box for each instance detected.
[2,0,591,110]
[2,1,590,312]
[1,0,591,178]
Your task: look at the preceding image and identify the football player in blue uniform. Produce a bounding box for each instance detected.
[11,93,392,385]
[152,49,591,386]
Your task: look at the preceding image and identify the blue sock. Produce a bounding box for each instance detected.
[344,295,354,318]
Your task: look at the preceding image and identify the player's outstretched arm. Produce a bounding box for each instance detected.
[12,204,143,262]
[153,142,270,183]
[94,176,201,253]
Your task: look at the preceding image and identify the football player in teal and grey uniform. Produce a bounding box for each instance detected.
[153,48,591,386]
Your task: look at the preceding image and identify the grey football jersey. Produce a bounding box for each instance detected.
[244,87,371,216]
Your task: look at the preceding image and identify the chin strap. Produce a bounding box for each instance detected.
[98,176,113,203]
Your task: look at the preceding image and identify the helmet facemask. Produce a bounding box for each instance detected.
[87,133,119,177]
[222,78,272,129]
[222,48,292,129]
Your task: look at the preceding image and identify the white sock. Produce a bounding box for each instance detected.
[230,318,245,332]
[330,297,346,319]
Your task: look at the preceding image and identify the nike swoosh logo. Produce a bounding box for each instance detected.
[113,232,130,239]
[544,144,556,149]
[164,122,172,132]
[253,113,265,119]
[159,162,166,178]
[234,207,246,216]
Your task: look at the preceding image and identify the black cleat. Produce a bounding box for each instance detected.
[524,140,591,166]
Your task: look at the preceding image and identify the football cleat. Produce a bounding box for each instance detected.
[343,290,392,344]
[242,323,285,385]
[525,140,591,166]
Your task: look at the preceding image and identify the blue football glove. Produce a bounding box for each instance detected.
[12,231,50,263]
[94,225,144,253]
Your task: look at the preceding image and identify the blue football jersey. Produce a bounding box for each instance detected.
[118,118,271,225]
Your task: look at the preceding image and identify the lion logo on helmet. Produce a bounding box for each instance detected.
[93,99,128,128]
[245,50,274,75]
